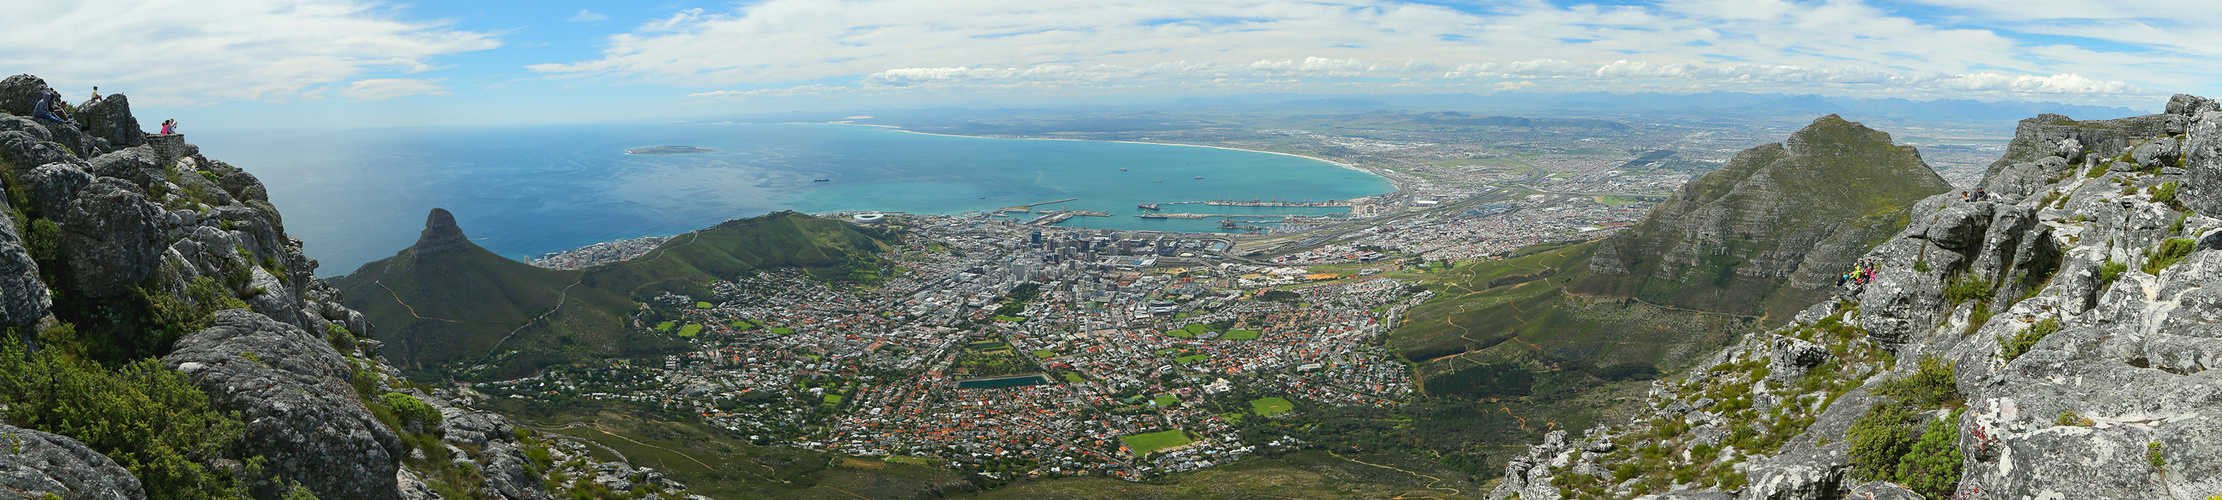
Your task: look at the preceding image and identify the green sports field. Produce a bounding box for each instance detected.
[1249,397,1294,416]
[1120,430,1192,457]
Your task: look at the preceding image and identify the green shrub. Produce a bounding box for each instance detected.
[380,392,442,431]
[326,324,357,354]
[1896,410,1963,498]
[2152,181,2184,211]
[1943,274,1994,305]
[2054,409,2094,427]
[1999,318,2061,363]
[2142,238,2196,275]
[2149,441,2167,472]
[2098,259,2128,289]
[0,330,257,498]
[2086,162,2108,178]
[1963,302,1992,337]
[1876,355,1961,409]
[22,219,59,263]
[1847,402,1916,482]
[140,276,250,351]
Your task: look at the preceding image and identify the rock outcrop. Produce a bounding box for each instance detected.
[0,73,688,500]
[58,177,161,298]
[74,93,144,152]
[1494,97,2222,500]
[0,423,148,499]
[163,310,405,499]
[0,195,49,326]
[411,207,471,259]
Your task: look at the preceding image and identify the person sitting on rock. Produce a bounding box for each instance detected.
[1974,186,1989,202]
[84,86,100,106]
[32,92,67,123]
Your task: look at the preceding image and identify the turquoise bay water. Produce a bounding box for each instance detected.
[190,123,1391,276]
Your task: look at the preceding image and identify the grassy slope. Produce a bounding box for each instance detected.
[494,399,971,499]
[1377,116,1944,478]
[332,241,640,374]
[1568,115,1946,321]
[337,211,897,379]
[965,451,1481,499]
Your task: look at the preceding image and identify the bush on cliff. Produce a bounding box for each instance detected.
[1999,318,2061,363]
[0,327,258,499]
[1847,402,1916,482]
[1896,410,1964,498]
[1848,355,1966,491]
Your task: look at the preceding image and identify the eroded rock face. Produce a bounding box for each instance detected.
[0,74,55,118]
[411,207,471,259]
[0,422,148,500]
[22,163,91,219]
[1980,113,2170,184]
[2180,110,2222,219]
[163,310,404,500]
[59,177,161,298]
[0,196,49,327]
[75,94,144,152]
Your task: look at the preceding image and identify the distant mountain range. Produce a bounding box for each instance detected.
[721,91,2146,134]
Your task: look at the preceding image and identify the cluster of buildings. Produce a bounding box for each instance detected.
[475,214,1429,480]
[527,235,672,270]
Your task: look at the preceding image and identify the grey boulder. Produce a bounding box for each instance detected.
[59,178,160,298]
[0,195,48,326]
[0,422,148,500]
[163,310,405,500]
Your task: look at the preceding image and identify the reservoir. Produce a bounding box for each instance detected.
[193,123,1394,275]
[954,374,1053,389]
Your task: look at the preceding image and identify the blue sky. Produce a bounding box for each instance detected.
[4,0,2213,129]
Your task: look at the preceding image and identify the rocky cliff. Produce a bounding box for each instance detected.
[1581,115,1951,320]
[0,74,696,500]
[1493,96,2222,499]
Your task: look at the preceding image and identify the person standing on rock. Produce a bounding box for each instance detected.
[159,119,177,135]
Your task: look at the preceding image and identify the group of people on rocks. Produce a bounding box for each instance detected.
[27,85,177,135]
[1961,186,1991,202]
[1839,258,1881,287]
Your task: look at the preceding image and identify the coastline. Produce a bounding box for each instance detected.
[487,123,1405,272]
[812,123,1394,189]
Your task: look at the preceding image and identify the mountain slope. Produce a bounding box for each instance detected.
[1382,116,1946,476]
[334,209,898,378]
[1578,114,1951,320]
[1490,94,2222,500]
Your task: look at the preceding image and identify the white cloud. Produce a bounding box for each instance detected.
[568,10,609,22]
[337,78,450,100]
[0,0,498,106]
[534,0,2201,104]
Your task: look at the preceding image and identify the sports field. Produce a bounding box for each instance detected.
[1250,397,1294,416]
[1120,430,1192,457]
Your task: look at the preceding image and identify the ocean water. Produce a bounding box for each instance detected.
[189,123,1392,276]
